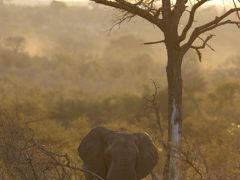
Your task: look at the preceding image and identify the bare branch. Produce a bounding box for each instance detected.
[172,0,188,24]
[144,81,167,151]
[190,34,215,62]
[143,39,165,45]
[233,0,240,25]
[179,0,210,42]
[91,0,163,29]
[183,7,240,52]
[177,136,208,180]
[109,11,135,32]
[32,140,105,180]
[197,36,215,51]
[198,20,240,35]
[196,8,240,31]
[26,154,38,180]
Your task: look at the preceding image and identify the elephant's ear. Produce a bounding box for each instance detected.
[134,132,159,179]
[78,127,112,177]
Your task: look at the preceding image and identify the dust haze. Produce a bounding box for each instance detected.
[0,1,240,179]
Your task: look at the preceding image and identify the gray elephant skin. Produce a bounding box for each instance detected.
[78,127,159,180]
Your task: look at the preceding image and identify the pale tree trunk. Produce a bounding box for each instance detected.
[164,49,183,180]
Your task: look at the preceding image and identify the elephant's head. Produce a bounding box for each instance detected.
[78,127,158,180]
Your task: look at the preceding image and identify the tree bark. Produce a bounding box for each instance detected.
[164,49,183,180]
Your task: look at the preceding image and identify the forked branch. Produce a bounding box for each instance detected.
[191,34,215,61]
[180,0,210,42]
[183,7,240,51]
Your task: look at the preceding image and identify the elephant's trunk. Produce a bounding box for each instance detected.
[106,159,138,180]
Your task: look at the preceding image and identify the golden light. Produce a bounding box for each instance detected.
[211,0,228,5]
[212,0,224,4]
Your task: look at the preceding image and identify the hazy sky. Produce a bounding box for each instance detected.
[8,0,237,11]
[9,0,229,5]
[9,0,87,6]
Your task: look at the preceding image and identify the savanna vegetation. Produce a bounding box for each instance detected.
[0,1,239,179]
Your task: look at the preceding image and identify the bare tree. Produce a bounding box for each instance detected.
[87,0,240,179]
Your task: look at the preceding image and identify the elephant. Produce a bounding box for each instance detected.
[78,127,159,180]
